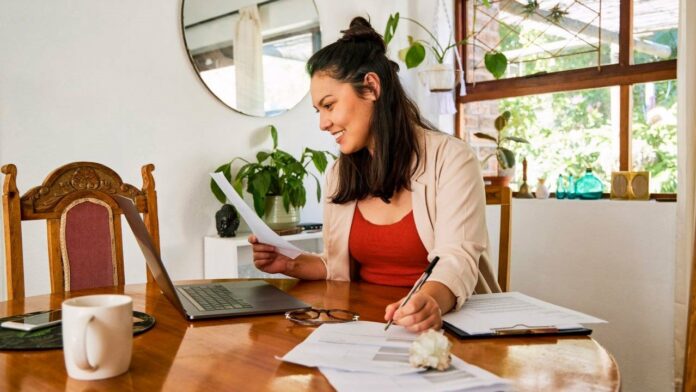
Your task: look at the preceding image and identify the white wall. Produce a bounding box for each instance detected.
[486,199,676,392]
[0,0,453,298]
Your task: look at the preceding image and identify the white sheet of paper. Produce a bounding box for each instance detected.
[210,172,304,259]
[442,292,606,335]
[281,321,423,375]
[308,320,420,348]
[320,355,512,392]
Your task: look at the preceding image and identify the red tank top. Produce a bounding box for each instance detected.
[348,207,429,287]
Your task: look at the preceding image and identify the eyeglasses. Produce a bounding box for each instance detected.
[285,308,359,326]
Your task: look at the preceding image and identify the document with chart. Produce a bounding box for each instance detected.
[280,321,512,391]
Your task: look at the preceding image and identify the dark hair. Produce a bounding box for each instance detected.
[306,16,435,204]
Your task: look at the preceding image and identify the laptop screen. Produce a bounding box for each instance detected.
[114,196,187,316]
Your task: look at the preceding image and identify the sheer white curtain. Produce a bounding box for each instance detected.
[234,4,265,116]
[674,0,696,389]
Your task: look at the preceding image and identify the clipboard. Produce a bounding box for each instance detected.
[443,321,593,339]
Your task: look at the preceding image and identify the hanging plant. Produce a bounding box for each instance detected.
[384,11,507,79]
[548,4,569,24]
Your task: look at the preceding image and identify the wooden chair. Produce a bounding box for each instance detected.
[1,162,160,300]
[485,185,512,292]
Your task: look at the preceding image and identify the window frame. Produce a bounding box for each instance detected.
[455,0,677,199]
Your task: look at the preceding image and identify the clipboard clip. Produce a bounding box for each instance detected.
[492,323,559,335]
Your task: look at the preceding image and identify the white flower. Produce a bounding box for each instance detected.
[409,329,452,371]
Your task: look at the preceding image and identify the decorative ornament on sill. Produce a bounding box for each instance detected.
[516,158,534,199]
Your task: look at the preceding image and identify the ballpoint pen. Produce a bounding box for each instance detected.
[384,256,440,331]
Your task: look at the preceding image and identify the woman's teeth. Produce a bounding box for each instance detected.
[334,130,345,141]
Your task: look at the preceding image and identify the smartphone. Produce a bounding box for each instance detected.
[1,310,62,331]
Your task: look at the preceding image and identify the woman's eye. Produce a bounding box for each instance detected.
[324,103,333,110]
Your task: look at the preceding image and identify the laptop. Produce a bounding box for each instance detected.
[115,196,310,320]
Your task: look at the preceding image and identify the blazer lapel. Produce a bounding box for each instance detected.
[330,199,356,252]
[411,128,434,251]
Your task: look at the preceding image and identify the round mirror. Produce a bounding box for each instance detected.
[182,0,321,117]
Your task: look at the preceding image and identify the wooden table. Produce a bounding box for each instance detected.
[0,280,620,391]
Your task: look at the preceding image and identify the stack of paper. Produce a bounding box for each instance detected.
[281,321,512,392]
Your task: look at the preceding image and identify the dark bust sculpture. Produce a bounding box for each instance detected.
[215,204,240,237]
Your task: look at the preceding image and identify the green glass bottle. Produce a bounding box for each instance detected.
[555,174,567,199]
[576,168,604,199]
[567,174,577,199]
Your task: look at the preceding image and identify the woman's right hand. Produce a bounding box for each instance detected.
[248,235,293,274]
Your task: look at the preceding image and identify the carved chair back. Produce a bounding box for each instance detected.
[1,162,160,300]
[485,185,512,292]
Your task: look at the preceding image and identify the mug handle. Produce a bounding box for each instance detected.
[72,314,98,371]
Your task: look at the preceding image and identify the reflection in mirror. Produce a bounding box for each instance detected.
[182,0,321,117]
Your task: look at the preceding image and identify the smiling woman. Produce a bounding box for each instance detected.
[249,17,501,333]
[181,0,321,117]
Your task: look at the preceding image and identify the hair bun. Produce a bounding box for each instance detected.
[340,17,386,54]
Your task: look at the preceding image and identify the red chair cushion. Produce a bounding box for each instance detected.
[62,200,116,291]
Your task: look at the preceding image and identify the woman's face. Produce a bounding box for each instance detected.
[311,72,378,155]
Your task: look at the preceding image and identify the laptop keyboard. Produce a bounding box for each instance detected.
[180,285,253,312]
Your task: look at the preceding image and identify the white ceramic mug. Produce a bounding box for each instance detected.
[62,295,133,380]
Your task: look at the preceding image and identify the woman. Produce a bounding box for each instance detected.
[249,17,500,332]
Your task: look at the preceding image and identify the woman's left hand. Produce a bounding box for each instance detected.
[384,292,443,332]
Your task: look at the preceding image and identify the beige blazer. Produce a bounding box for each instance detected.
[318,128,501,310]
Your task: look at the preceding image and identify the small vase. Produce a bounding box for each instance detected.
[263,196,300,231]
[535,179,549,199]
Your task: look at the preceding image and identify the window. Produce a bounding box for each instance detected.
[632,80,677,192]
[466,0,620,81]
[468,88,619,187]
[456,0,678,197]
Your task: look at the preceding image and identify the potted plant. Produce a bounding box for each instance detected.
[383,11,508,91]
[210,125,336,231]
[474,111,529,186]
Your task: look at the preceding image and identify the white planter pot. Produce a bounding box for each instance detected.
[418,64,461,92]
[263,196,300,231]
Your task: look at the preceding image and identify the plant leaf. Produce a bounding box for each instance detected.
[473,132,498,142]
[311,174,322,202]
[484,51,508,79]
[269,125,278,150]
[252,192,265,217]
[210,163,232,204]
[498,147,516,169]
[309,149,328,173]
[252,170,272,199]
[384,12,399,45]
[282,192,290,213]
[398,47,410,62]
[481,0,491,7]
[405,42,426,69]
[256,151,270,163]
[494,115,508,131]
[502,136,530,144]
[502,110,511,121]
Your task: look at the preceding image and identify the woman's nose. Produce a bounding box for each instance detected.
[319,113,332,131]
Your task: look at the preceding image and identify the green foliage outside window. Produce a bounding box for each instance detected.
[488,24,677,193]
